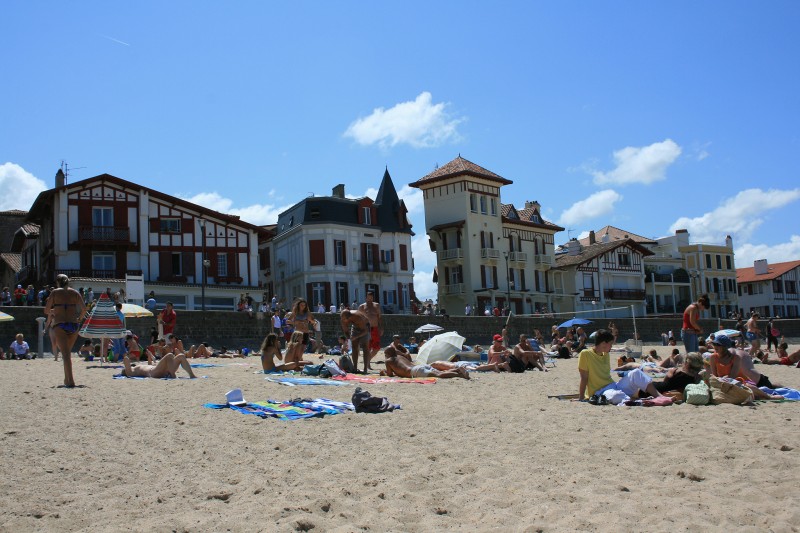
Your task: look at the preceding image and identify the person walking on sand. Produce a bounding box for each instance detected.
[681,294,709,353]
[44,274,87,387]
[359,291,383,368]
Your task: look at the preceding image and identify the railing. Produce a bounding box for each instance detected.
[56,269,143,279]
[15,265,37,284]
[359,261,389,273]
[604,288,646,300]
[78,226,131,243]
[533,254,552,266]
[650,272,690,283]
[481,248,500,259]
[215,275,244,284]
[444,283,464,294]
[439,249,463,260]
[509,251,527,262]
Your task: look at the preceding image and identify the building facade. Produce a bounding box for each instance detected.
[271,170,415,312]
[410,156,564,315]
[736,259,800,318]
[25,170,270,310]
[680,235,738,318]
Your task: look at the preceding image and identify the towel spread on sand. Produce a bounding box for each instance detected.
[253,369,301,375]
[203,398,354,420]
[264,376,351,386]
[759,387,800,400]
[113,374,208,380]
[331,373,437,384]
[190,363,223,368]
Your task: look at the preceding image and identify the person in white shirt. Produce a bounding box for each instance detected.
[329,303,337,313]
[10,333,31,360]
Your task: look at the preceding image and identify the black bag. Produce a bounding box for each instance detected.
[557,346,571,359]
[508,354,526,373]
[339,354,356,373]
[351,387,398,413]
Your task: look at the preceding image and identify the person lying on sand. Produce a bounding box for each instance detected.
[122,353,196,379]
[652,352,705,394]
[431,360,507,373]
[259,333,309,372]
[760,343,800,366]
[382,343,469,379]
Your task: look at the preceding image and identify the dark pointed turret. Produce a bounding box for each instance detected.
[375,168,411,233]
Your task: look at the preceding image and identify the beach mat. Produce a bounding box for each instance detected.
[203,398,354,420]
[190,363,223,368]
[332,373,437,385]
[113,374,208,380]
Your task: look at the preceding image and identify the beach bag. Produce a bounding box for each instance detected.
[338,354,356,374]
[323,358,346,377]
[557,346,571,359]
[302,364,324,376]
[684,382,710,405]
[708,376,753,405]
[351,387,398,413]
[508,355,526,373]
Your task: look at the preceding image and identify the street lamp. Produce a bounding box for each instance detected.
[199,219,207,313]
[503,251,511,314]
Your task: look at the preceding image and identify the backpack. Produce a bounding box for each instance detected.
[684,382,710,405]
[557,346,571,359]
[351,387,398,413]
[507,354,526,373]
[338,354,356,374]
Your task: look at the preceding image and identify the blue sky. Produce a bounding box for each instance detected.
[2,1,799,300]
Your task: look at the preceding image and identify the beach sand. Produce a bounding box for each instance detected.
[1,344,799,532]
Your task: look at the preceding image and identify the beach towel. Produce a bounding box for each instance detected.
[332,373,437,384]
[190,363,223,368]
[265,376,352,387]
[113,374,208,380]
[759,386,800,400]
[203,398,354,420]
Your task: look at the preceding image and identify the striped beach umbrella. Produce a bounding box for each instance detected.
[79,293,126,339]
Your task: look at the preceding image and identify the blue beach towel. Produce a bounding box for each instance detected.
[759,386,800,400]
[190,363,223,368]
[203,398,354,420]
[265,376,351,387]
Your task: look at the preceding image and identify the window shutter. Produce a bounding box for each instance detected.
[409,283,416,301]
[489,232,494,248]
[324,282,331,307]
[342,242,347,266]
[480,231,485,248]
[114,204,128,229]
[383,290,388,304]
[397,283,404,309]
[399,244,408,271]
[159,252,171,281]
[371,207,377,225]
[360,243,367,270]
[357,206,364,224]
[520,270,526,291]
[456,231,461,248]
[343,282,349,304]
[492,266,498,289]
[535,271,541,291]
[181,218,193,234]
[545,272,550,292]
[309,240,325,266]
[149,218,159,233]
[481,266,486,288]
[444,267,450,285]
[116,251,127,277]
[182,251,195,277]
[306,283,313,304]
[78,205,92,228]
[228,252,237,278]
[371,244,379,272]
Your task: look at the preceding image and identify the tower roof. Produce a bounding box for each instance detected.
[409,155,512,188]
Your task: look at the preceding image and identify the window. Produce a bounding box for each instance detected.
[217,253,228,277]
[773,279,784,293]
[786,280,797,294]
[92,253,114,272]
[362,207,372,225]
[335,282,349,307]
[383,290,396,305]
[309,239,325,266]
[334,240,346,266]
[583,273,594,297]
[365,244,375,267]
[365,284,379,302]
[480,196,487,215]
[450,265,463,284]
[312,283,326,307]
[381,249,394,263]
[716,255,722,269]
[171,253,182,275]
[469,194,477,212]
[705,254,712,268]
[92,207,113,227]
[160,218,181,234]
[531,213,541,223]
[508,269,515,289]
[726,255,732,270]
[310,208,320,219]
[490,198,497,216]
[617,252,631,266]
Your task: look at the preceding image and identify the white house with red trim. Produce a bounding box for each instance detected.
[26,170,271,310]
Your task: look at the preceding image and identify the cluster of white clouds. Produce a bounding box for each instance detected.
[557,189,623,227]
[344,92,464,149]
[734,235,800,267]
[179,191,293,226]
[0,163,48,210]
[591,139,682,186]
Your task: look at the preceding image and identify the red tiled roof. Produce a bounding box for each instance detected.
[0,253,22,272]
[501,204,565,232]
[737,260,800,283]
[409,156,513,188]
[554,239,654,268]
[19,223,39,236]
[577,225,657,246]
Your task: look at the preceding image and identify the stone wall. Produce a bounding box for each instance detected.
[3,305,798,354]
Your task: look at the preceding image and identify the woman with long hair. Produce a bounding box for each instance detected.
[286,298,316,347]
[284,330,310,367]
[259,333,308,372]
[43,274,87,387]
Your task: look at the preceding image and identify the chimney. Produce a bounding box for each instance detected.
[675,228,689,247]
[567,238,582,256]
[55,168,66,188]
[725,235,733,248]
[332,184,345,198]
[589,230,596,244]
[525,200,541,210]
[754,259,769,276]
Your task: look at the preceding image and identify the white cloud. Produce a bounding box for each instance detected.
[344,92,464,149]
[668,188,800,243]
[592,139,682,185]
[0,163,48,211]
[178,191,293,226]
[735,236,800,267]
[397,185,424,214]
[558,189,623,227]
[413,270,438,301]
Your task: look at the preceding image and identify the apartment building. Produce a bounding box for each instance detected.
[737,259,800,318]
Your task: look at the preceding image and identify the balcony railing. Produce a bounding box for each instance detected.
[439,249,463,260]
[579,290,600,302]
[444,283,464,294]
[604,288,646,300]
[16,265,37,285]
[481,248,500,259]
[56,269,143,280]
[359,261,389,273]
[649,272,690,283]
[509,251,527,262]
[78,226,131,243]
[533,254,552,266]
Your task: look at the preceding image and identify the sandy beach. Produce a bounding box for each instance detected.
[1,344,799,532]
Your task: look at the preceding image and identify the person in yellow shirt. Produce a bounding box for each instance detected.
[578,330,662,404]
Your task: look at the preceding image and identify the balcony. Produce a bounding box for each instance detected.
[532,254,552,270]
[16,265,37,285]
[78,226,131,243]
[509,251,527,262]
[439,249,463,261]
[579,290,600,302]
[604,288,646,300]
[359,261,389,273]
[57,269,143,280]
[444,283,464,295]
[481,248,500,259]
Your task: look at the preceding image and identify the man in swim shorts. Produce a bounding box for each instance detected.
[122,353,197,379]
[383,344,469,379]
[341,308,371,372]
[358,291,383,368]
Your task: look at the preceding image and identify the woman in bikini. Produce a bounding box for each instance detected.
[283,331,312,367]
[286,298,316,348]
[43,274,87,387]
[259,333,308,372]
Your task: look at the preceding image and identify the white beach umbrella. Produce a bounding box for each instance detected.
[120,303,154,318]
[414,323,444,338]
[416,331,466,364]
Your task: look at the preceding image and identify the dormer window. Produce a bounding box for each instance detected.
[362,207,372,225]
[530,212,541,223]
[289,216,294,227]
